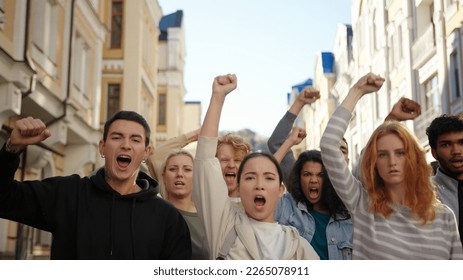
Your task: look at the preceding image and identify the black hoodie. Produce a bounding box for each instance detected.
[0,145,191,259]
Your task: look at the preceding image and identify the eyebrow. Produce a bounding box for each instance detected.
[438,138,463,143]
[377,148,404,153]
[303,171,323,175]
[167,164,193,168]
[110,131,144,139]
[244,171,277,176]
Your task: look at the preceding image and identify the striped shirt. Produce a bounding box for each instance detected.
[320,106,463,260]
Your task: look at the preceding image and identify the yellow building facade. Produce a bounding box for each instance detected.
[0,0,195,259]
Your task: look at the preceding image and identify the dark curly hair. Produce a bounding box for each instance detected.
[288,150,350,220]
[426,114,463,149]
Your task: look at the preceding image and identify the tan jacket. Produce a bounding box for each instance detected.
[193,136,319,260]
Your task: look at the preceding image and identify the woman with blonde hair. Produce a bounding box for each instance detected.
[320,72,463,259]
[154,149,209,260]
[147,132,209,260]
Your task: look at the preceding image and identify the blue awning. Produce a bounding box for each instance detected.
[291,78,313,93]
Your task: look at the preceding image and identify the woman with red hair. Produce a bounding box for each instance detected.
[320,73,463,259]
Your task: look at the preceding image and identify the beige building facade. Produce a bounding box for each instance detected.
[0,0,107,259]
[294,0,463,168]
[0,0,193,259]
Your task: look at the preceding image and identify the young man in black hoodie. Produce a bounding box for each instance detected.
[0,111,191,259]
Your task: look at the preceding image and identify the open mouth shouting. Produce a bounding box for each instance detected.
[224,172,237,186]
[308,187,319,200]
[117,154,132,169]
[254,195,266,207]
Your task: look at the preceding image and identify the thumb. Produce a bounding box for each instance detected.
[40,129,52,141]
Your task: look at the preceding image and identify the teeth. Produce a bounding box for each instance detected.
[117,155,131,163]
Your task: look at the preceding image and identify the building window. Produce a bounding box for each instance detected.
[73,33,90,98]
[33,0,58,63]
[107,84,120,120]
[444,0,457,11]
[397,25,403,62]
[110,0,123,49]
[158,93,166,126]
[389,35,395,69]
[450,51,461,101]
[422,75,439,111]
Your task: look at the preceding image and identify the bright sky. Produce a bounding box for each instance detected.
[158,0,352,138]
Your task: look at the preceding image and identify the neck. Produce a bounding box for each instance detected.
[387,183,405,204]
[105,174,140,195]
[229,188,240,198]
[111,181,141,195]
[169,195,196,212]
[313,203,330,214]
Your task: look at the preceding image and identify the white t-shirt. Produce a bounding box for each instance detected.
[249,218,287,260]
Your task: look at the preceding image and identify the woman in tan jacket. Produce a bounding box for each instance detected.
[193,73,319,260]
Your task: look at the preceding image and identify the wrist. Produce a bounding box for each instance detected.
[385,112,399,122]
[5,138,25,154]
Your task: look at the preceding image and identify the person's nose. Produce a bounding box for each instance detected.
[309,174,319,183]
[389,155,397,167]
[254,178,264,190]
[451,143,463,155]
[121,138,131,150]
[227,159,236,168]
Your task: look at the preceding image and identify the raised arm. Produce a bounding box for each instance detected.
[147,128,200,180]
[0,117,54,230]
[273,127,307,163]
[193,74,238,259]
[200,74,237,137]
[268,86,319,184]
[320,73,384,212]
[385,97,421,122]
[340,73,385,113]
[5,117,51,154]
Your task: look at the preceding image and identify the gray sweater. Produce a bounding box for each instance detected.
[320,106,463,259]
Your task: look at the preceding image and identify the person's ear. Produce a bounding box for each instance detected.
[98,139,105,158]
[144,145,152,159]
[278,183,285,197]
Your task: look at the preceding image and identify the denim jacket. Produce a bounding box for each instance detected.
[275,192,353,260]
